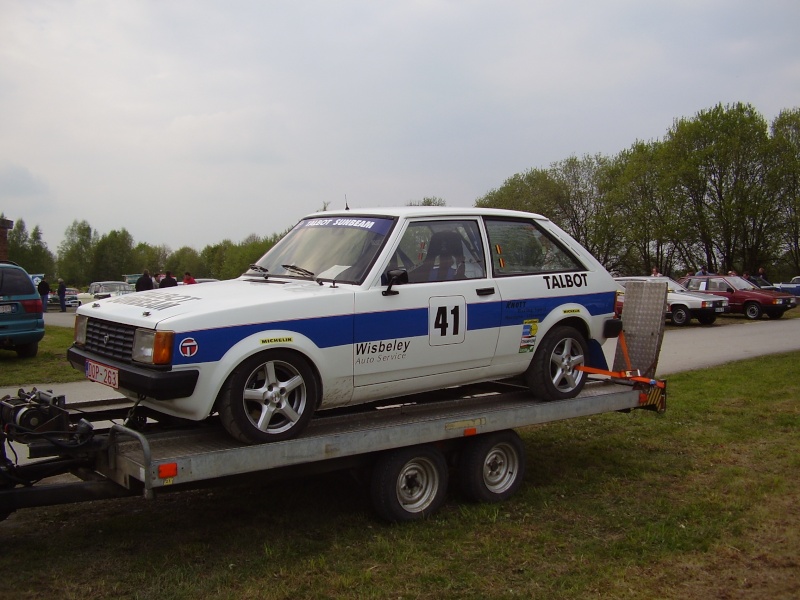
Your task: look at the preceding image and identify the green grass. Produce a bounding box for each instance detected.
[0,326,85,387]
[1,352,798,599]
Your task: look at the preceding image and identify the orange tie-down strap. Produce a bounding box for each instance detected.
[576,365,667,413]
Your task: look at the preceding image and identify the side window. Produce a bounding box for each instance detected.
[390,220,486,284]
[684,278,701,291]
[484,219,584,276]
[708,278,726,292]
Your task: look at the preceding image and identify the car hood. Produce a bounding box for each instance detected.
[673,291,728,303]
[75,277,356,329]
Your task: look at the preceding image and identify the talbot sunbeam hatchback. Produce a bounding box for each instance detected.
[68,207,622,443]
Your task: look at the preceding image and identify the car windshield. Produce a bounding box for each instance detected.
[247,216,396,284]
[727,276,756,290]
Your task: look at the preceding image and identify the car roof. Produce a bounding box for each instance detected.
[303,206,550,221]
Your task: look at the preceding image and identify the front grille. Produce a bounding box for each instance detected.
[85,318,136,362]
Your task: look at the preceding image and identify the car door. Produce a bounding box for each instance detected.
[483,217,603,369]
[352,218,500,389]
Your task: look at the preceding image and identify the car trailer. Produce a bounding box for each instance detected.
[1,281,668,523]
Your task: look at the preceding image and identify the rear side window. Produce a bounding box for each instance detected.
[0,267,36,295]
[484,219,584,276]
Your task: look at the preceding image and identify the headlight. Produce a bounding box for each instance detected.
[133,329,174,365]
[74,315,88,345]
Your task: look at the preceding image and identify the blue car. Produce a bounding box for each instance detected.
[0,261,45,358]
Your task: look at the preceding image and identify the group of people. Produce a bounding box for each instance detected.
[135,270,197,291]
[36,275,68,312]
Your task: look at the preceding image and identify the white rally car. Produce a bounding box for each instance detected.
[68,207,622,444]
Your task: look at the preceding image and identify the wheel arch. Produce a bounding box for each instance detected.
[210,333,327,413]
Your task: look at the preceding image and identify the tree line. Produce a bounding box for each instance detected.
[4,102,799,288]
[476,102,800,280]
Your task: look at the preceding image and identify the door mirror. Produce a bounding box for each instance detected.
[383,269,409,296]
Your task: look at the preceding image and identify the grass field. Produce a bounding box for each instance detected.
[1,351,798,599]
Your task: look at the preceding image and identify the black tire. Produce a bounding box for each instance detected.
[670,305,690,326]
[744,302,762,320]
[697,314,717,325]
[15,342,38,359]
[458,430,526,503]
[370,445,448,522]
[525,325,589,401]
[766,311,784,319]
[218,350,318,444]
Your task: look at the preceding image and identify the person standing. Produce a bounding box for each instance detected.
[57,278,67,312]
[136,269,154,292]
[159,271,178,288]
[37,275,51,310]
[183,271,197,284]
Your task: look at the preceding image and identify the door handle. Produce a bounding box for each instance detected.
[476,287,495,296]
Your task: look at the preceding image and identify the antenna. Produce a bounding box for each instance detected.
[345,194,350,211]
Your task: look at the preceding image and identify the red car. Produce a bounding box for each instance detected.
[679,274,796,320]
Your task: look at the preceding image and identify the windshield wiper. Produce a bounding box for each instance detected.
[281,264,315,278]
[247,264,270,277]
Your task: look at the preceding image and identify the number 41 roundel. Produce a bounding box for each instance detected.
[428,296,466,346]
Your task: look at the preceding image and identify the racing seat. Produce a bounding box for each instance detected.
[410,231,466,282]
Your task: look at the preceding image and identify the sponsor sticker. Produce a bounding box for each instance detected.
[261,337,293,344]
[519,319,539,353]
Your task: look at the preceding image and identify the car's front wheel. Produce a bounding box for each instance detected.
[218,350,318,444]
[744,302,763,320]
[525,325,588,401]
[670,305,690,326]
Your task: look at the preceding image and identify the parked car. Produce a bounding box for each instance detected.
[47,287,80,309]
[0,260,45,358]
[679,274,797,320]
[615,276,729,326]
[69,207,623,444]
[77,281,135,305]
[772,276,800,297]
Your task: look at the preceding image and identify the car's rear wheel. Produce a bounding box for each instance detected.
[525,325,588,401]
[744,302,763,320]
[670,305,690,326]
[218,350,318,444]
[15,342,38,359]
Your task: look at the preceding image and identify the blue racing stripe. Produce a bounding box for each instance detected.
[171,290,616,365]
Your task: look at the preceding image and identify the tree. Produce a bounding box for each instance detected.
[90,229,135,282]
[769,108,800,275]
[608,140,694,276]
[165,246,202,279]
[665,102,778,274]
[475,168,565,215]
[6,218,55,274]
[57,220,97,287]
[408,197,447,206]
[549,154,625,271]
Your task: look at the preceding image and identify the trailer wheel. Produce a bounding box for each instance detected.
[370,445,448,522]
[219,350,318,444]
[458,430,526,503]
[697,314,717,325]
[525,325,588,401]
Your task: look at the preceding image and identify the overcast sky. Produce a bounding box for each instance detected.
[1,1,798,253]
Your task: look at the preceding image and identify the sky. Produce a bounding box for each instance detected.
[1,0,799,253]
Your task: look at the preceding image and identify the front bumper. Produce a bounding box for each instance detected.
[67,346,199,400]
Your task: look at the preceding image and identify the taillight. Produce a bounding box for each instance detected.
[21,299,43,313]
